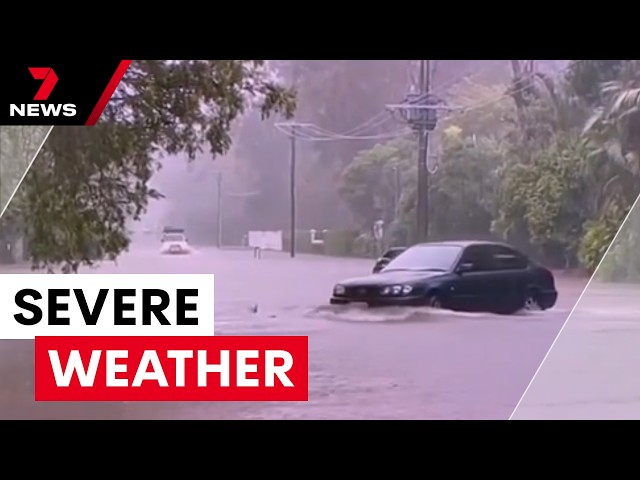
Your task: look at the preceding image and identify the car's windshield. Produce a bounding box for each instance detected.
[383,245,462,272]
[163,234,185,242]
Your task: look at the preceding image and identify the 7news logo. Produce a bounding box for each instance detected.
[9,67,76,118]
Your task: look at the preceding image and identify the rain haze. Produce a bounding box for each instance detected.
[7,59,639,420]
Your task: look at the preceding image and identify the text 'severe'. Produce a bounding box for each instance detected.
[14,288,199,326]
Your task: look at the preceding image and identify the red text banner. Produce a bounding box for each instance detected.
[35,336,308,402]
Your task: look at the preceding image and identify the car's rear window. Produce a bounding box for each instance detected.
[383,249,405,259]
[163,234,185,242]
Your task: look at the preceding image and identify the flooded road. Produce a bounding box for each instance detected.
[512,282,640,419]
[0,246,586,419]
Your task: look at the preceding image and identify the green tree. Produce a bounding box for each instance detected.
[338,137,416,231]
[442,81,514,138]
[391,131,505,244]
[584,60,640,167]
[0,126,50,210]
[495,134,601,267]
[579,200,629,276]
[0,126,51,263]
[7,61,295,273]
[569,60,640,276]
[428,135,504,241]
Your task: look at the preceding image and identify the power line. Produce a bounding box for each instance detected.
[442,59,588,122]
[313,110,393,137]
[281,61,584,143]
[430,60,508,96]
[385,60,469,242]
[213,171,261,248]
[226,190,261,197]
[274,115,411,258]
[284,128,412,142]
[273,60,588,252]
[300,116,396,138]
[274,117,411,142]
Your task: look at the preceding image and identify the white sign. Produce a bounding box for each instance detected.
[248,231,283,251]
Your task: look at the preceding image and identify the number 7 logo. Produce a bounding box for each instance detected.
[28,67,59,101]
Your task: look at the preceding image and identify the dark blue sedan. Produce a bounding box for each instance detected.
[330,241,557,315]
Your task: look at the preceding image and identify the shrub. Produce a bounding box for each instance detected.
[323,230,358,256]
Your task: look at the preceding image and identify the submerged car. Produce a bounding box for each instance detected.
[330,240,557,315]
[372,247,407,273]
[160,229,191,255]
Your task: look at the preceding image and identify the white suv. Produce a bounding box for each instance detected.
[160,232,191,254]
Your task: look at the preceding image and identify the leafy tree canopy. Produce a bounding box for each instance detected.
[338,137,416,230]
[6,60,296,273]
[494,134,592,266]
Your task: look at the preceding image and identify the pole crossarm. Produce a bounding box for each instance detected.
[385,96,463,133]
[385,104,463,111]
[275,122,315,137]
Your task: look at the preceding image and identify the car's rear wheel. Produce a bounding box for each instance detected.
[495,288,541,314]
[523,289,542,311]
[425,294,443,309]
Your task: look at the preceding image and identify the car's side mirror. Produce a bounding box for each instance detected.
[456,262,475,273]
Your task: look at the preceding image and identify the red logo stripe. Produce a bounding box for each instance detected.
[29,67,59,101]
[85,60,132,126]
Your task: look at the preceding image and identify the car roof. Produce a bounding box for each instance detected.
[412,240,517,249]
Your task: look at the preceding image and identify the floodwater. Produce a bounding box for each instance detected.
[0,246,587,419]
[512,282,640,419]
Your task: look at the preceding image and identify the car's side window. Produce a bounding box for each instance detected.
[459,246,491,271]
[486,245,529,271]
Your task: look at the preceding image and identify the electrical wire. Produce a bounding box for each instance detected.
[295,125,411,141]
[226,191,261,197]
[442,59,586,121]
[297,60,581,141]
[274,120,412,142]
[274,61,588,169]
[304,111,395,137]
[431,60,508,96]
[282,128,412,142]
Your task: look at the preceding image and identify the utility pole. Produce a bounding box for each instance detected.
[393,166,401,216]
[289,124,297,258]
[216,171,222,248]
[275,122,314,258]
[386,61,462,244]
[417,59,431,242]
